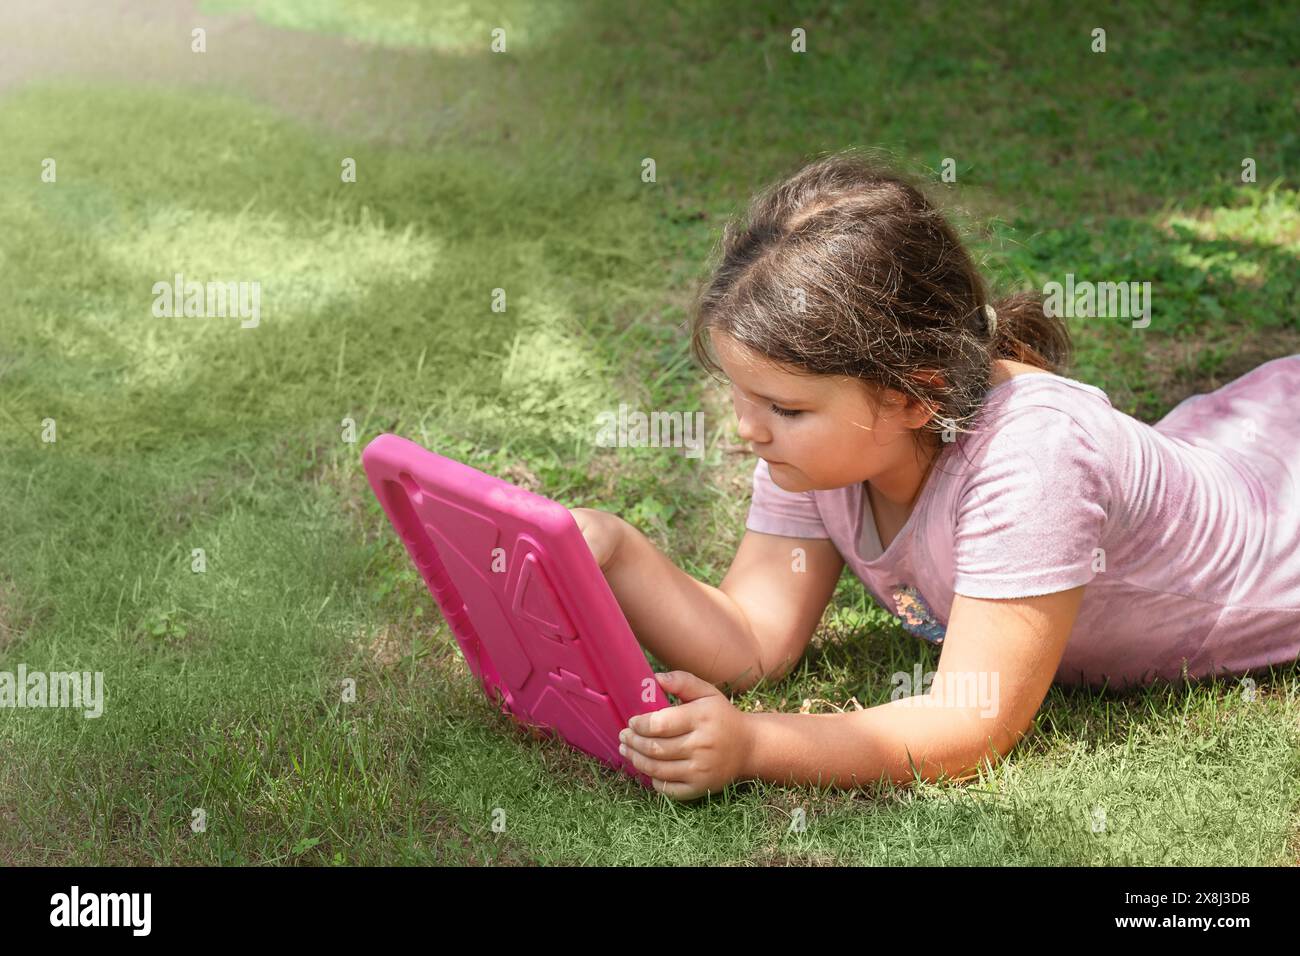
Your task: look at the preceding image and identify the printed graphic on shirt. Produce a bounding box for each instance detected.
[891,583,947,644]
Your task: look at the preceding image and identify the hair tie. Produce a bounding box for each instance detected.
[983,304,998,338]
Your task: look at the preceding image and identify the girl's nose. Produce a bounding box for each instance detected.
[731,387,769,443]
[736,410,766,444]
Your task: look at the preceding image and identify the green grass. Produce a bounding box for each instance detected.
[1,0,1297,865]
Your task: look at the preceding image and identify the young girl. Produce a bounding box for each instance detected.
[571,151,1300,801]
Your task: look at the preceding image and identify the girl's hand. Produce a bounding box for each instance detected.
[569,507,625,572]
[618,671,752,801]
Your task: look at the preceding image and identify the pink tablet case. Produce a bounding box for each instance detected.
[361,433,669,789]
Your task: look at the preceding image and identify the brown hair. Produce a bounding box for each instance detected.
[688,148,1072,458]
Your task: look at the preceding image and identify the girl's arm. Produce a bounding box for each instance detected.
[572,508,844,693]
[620,585,1085,798]
[741,585,1087,788]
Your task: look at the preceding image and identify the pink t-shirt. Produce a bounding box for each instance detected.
[745,356,1300,688]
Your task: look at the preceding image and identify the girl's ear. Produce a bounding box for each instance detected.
[900,369,946,427]
[908,368,947,390]
[867,370,945,422]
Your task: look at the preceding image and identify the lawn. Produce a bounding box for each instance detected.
[0,0,1297,865]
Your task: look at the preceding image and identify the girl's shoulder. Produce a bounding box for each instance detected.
[972,369,1115,435]
[986,368,1111,407]
[937,371,1122,600]
[949,370,1123,477]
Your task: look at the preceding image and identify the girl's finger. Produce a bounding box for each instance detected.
[628,701,696,738]
[621,727,692,761]
[619,743,691,782]
[654,778,707,801]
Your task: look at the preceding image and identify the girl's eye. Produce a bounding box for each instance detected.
[770,404,802,419]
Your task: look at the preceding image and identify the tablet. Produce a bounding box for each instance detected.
[361,433,669,789]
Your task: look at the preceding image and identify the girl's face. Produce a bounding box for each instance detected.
[709,329,932,492]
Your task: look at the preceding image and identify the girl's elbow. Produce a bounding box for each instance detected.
[962,724,1028,776]
[722,651,799,696]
